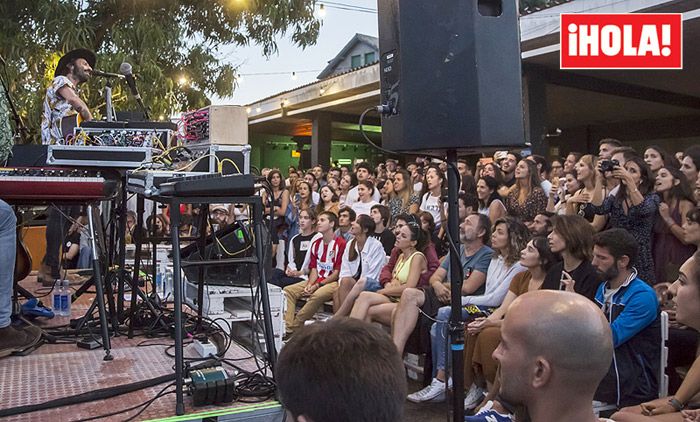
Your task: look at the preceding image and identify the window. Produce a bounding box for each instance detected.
[364,52,376,64]
[351,55,362,68]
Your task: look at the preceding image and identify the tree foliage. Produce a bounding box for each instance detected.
[0,0,320,143]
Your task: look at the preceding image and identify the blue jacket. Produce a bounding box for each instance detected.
[594,275,660,408]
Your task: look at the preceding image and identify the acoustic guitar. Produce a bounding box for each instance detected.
[60,114,82,142]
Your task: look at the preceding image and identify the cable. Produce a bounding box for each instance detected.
[73,382,176,422]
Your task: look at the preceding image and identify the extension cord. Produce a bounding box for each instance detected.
[193,338,218,358]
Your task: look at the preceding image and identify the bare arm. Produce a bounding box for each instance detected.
[378,255,426,296]
[57,85,92,121]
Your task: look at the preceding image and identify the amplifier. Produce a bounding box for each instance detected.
[126,170,207,197]
[47,145,157,168]
[184,144,251,175]
[180,105,248,145]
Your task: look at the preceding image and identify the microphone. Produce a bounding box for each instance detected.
[91,69,125,79]
[119,62,141,100]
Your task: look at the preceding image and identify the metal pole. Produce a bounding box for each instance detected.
[87,204,113,361]
[447,149,464,422]
[169,199,185,415]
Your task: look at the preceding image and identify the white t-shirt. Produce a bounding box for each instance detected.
[420,192,442,227]
[345,185,381,207]
[540,179,552,196]
[351,200,380,217]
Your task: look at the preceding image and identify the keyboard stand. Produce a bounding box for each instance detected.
[151,194,277,416]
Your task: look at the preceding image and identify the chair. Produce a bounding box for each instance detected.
[594,310,669,416]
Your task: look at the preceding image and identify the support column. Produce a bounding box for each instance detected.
[311,112,332,167]
[524,71,549,157]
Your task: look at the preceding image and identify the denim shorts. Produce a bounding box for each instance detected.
[364,277,382,292]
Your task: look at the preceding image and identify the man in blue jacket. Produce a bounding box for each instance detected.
[591,228,660,408]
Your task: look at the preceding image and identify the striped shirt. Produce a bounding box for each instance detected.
[308,235,346,284]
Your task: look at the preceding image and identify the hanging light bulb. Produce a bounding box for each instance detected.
[291,71,297,80]
[318,3,326,18]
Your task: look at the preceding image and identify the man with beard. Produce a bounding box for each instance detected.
[591,229,660,409]
[38,48,95,285]
[491,290,614,422]
[499,152,518,188]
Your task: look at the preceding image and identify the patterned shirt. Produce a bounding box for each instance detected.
[41,76,78,145]
[308,235,346,284]
[0,83,12,163]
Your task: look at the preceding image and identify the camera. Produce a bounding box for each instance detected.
[599,159,619,173]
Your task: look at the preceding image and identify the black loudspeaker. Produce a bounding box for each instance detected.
[377,0,525,153]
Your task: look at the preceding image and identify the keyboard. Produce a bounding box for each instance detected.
[159,173,256,197]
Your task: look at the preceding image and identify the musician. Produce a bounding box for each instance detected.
[38,48,95,284]
[40,48,94,145]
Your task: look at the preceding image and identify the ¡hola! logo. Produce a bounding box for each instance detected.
[560,13,682,69]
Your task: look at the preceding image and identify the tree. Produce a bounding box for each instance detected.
[0,0,320,143]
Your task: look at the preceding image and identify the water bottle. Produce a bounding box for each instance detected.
[156,261,166,299]
[163,267,173,302]
[52,279,62,314]
[60,279,71,317]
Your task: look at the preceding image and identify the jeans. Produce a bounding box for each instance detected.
[268,268,303,288]
[363,277,382,292]
[430,305,472,375]
[0,200,16,328]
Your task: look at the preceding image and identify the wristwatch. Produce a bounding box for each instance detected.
[668,397,686,411]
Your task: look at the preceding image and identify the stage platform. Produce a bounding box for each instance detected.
[0,275,282,422]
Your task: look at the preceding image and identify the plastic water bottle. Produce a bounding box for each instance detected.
[163,267,173,302]
[156,261,166,299]
[52,279,62,314]
[60,279,71,317]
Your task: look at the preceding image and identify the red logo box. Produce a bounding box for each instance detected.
[560,13,682,69]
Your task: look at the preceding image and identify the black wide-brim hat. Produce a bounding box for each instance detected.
[54,48,96,78]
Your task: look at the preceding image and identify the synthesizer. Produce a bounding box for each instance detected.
[0,167,118,203]
[126,170,206,197]
[159,173,256,197]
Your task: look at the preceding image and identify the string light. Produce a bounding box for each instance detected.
[178,75,189,86]
[291,71,297,80]
[317,3,326,18]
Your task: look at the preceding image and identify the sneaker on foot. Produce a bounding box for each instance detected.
[463,383,485,410]
[407,378,446,403]
[466,400,514,421]
[0,325,42,358]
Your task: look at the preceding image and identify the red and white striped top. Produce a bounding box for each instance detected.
[308,235,346,284]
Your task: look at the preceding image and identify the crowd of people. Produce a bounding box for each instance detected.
[73,138,700,420]
[266,139,700,421]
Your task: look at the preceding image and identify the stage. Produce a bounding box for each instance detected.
[0,274,283,422]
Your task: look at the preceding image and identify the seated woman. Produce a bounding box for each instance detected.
[461,236,560,410]
[349,217,428,325]
[611,253,700,422]
[334,215,387,316]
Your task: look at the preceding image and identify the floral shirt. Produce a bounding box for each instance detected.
[41,76,77,145]
[505,186,547,222]
[0,83,12,163]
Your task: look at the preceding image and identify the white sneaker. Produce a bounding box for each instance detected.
[463,383,485,410]
[407,378,446,403]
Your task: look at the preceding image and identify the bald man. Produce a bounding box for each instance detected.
[492,290,614,422]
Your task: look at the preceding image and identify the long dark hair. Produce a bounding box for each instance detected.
[395,213,429,253]
[646,145,680,169]
[478,176,502,209]
[493,217,530,267]
[267,169,284,190]
[530,236,560,273]
[348,214,376,262]
[617,156,654,201]
[660,166,696,205]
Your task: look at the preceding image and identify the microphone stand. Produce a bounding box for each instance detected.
[0,55,30,144]
[104,80,116,122]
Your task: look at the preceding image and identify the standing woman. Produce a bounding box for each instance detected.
[653,166,696,284]
[420,165,446,232]
[547,170,580,215]
[263,170,290,257]
[387,169,420,219]
[338,173,356,206]
[349,221,428,325]
[588,156,660,284]
[644,145,680,176]
[351,180,380,217]
[476,176,507,225]
[334,214,387,316]
[315,185,340,216]
[567,155,606,230]
[285,180,314,240]
[504,159,547,224]
[326,176,341,198]
[378,178,394,205]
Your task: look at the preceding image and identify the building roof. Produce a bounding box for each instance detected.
[316,33,379,80]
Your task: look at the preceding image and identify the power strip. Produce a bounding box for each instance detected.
[193,338,218,358]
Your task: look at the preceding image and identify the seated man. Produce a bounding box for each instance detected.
[591,229,660,408]
[391,213,493,402]
[277,318,406,422]
[283,212,346,337]
[334,206,355,242]
[490,290,614,422]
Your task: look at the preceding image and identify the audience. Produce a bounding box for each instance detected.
[369,204,396,255]
[504,159,547,224]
